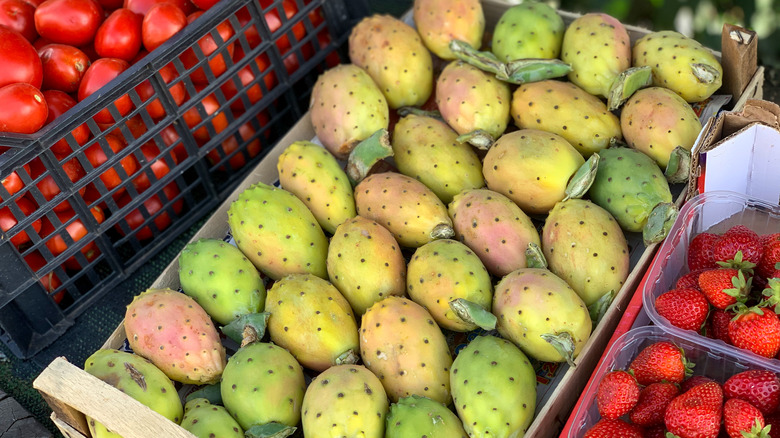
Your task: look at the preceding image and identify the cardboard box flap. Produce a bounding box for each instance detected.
[722,24,759,101]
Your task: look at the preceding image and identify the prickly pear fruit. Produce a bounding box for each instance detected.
[385,395,468,438]
[349,14,433,109]
[221,342,305,432]
[413,0,484,60]
[451,335,537,437]
[360,296,453,404]
[327,216,406,315]
[181,398,243,438]
[392,113,484,204]
[407,239,494,332]
[621,87,702,168]
[277,140,356,234]
[561,13,631,99]
[84,349,183,438]
[483,129,585,215]
[266,274,359,372]
[633,30,723,103]
[492,2,564,61]
[493,268,592,365]
[124,288,226,385]
[310,64,389,159]
[448,189,541,277]
[542,199,630,306]
[354,172,454,248]
[436,60,511,146]
[178,238,264,326]
[511,79,622,157]
[301,365,389,438]
[227,182,328,280]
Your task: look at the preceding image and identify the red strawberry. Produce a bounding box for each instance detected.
[729,306,780,358]
[629,341,691,386]
[629,382,680,426]
[713,225,763,265]
[689,232,719,270]
[676,268,707,290]
[584,418,643,438]
[706,308,733,344]
[724,370,780,414]
[763,412,780,438]
[655,288,709,331]
[597,370,641,420]
[759,239,780,280]
[760,233,780,247]
[723,398,768,438]
[642,424,666,438]
[681,375,716,393]
[664,381,723,438]
[698,268,751,309]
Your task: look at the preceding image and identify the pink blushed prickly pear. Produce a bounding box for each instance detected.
[385,395,467,438]
[124,288,226,385]
[327,216,406,316]
[360,296,453,404]
[349,14,433,109]
[492,2,564,61]
[309,64,389,160]
[301,365,389,438]
[413,0,484,60]
[182,398,243,438]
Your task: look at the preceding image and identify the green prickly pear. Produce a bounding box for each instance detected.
[542,199,630,307]
[265,274,359,372]
[178,238,265,326]
[84,349,183,438]
[621,87,702,168]
[221,342,305,433]
[483,129,585,215]
[310,64,389,159]
[633,30,723,103]
[511,79,622,157]
[349,14,433,109]
[385,395,467,438]
[448,189,541,277]
[301,365,388,438]
[354,172,454,248]
[413,0,484,60]
[124,288,226,385]
[360,296,453,404]
[327,216,406,315]
[227,182,328,280]
[277,140,356,234]
[392,113,484,204]
[451,335,537,437]
[181,398,243,438]
[407,239,495,332]
[492,2,565,62]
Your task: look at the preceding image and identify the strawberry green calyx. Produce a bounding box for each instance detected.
[717,250,757,273]
[607,66,653,111]
[744,418,772,438]
[721,269,752,304]
[762,278,780,310]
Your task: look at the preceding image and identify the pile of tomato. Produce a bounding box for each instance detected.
[0,0,338,304]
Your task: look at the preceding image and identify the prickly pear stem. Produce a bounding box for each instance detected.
[456,130,495,150]
[245,423,297,438]
[500,58,572,85]
[449,298,497,331]
[664,146,691,184]
[335,349,360,366]
[185,383,222,405]
[540,332,577,367]
[449,40,507,77]
[397,106,442,119]
[430,223,455,240]
[643,203,679,246]
[691,63,721,84]
[220,312,270,346]
[607,66,653,111]
[525,242,548,269]
[588,290,615,326]
[564,153,600,201]
[346,129,393,186]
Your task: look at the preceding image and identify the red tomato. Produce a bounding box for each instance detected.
[43,90,91,156]
[34,0,104,47]
[134,61,185,119]
[181,92,229,144]
[1,164,30,202]
[207,119,264,171]
[132,140,177,193]
[0,0,37,42]
[84,134,139,196]
[94,8,142,61]
[97,113,148,145]
[23,251,65,303]
[159,123,187,162]
[0,83,48,134]
[21,0,44,5]
[0,26,43,88]
[40,206,104,262]
[96,0,123,11]
[141,2,186,52]
[0,196,41,246]
[33,37,54,51]
[180,11,234,84]
[220,54,276,111]
[115,182,181,240]
[190,0,218,10]
[78,57,133,124]
[260,0,304,54]
[33,157,87,212]
[124,0,188,17]
[38,44,91,93]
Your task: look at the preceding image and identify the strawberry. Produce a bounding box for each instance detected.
[713,225,763,266]
[759,239,780,281]
[675,268,707,290]
[688,232,719,270]
[705,308,733,344]
[583,418,643,438]
[629,382,680,426]
[629,341,691,386]
[698,268,751,309]
[763,412,780,438]
[724,370,780,414]
[723,398,769,438]
[655,288,709,331]
[664,381,723,438]
[728,305,780,358]
[760,232,780,247]
[681,375,716,393]
[597,370,641,420]
[642,424,666,438]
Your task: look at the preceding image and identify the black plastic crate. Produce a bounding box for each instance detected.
[0,0,369,359]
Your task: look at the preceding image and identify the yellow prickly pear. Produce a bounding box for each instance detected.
[413,0,484,60]
[181,398,243,438]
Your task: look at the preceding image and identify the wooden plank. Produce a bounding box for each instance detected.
[0,389,53,438]
[51,413,88,438]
